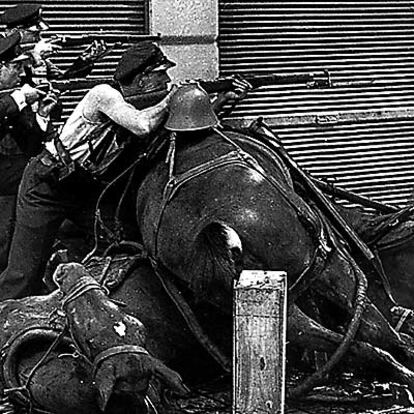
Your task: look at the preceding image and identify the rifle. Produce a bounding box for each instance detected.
[0,71,328,97]
[56,33,161,47]
[28,72,327,95]
[199,73,328,92]
[22,33,161,50]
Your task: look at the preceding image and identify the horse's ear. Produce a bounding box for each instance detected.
[95,360,116,411]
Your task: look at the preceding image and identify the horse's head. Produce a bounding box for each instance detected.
[53,262,188,411]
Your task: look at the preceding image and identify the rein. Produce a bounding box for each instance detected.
[365,205,414,251]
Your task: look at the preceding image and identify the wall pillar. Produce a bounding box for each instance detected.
[148,0,219,82]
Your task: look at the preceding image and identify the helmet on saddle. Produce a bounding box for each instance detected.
[165,84,219,131]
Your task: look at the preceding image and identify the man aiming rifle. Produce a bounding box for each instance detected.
[0,3,108,83]
[0,32,58,274]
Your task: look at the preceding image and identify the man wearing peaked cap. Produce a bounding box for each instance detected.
[114,41,176,108]
[0,42,178,300]
[0,3,59,73]
[0,31,29,64]
[0,40,252,301]
[0,32,59,275]
[114,41,176,84]
[0,3,48,31]
[0,3,108,83]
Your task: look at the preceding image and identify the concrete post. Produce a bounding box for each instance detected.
[234,270,287,414]
[148,0,219,82]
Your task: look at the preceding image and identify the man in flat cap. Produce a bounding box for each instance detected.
[0,32,58,274]
[0,39,252,300]
[1,3,107,83]
[0,42,177,300]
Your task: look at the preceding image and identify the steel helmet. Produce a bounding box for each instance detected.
[165,83,219,131]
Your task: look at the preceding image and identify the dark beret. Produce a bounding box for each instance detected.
[0,32,28,62]
[114,41,175,83]
[0,3,44,29]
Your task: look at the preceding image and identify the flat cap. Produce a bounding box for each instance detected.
[114,41,175,83]
[0,32,29,62]
[0,3,48,30]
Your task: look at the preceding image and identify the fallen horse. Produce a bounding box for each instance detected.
[134,124,414,395]
[0,261,188,414]
[2,123,414,412]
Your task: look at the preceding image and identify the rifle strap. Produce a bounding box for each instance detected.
[53,135,76,180]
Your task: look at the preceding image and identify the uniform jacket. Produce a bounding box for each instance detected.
[0,93,51,195]
[0,93,49,157]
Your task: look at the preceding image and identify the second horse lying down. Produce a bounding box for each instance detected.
[0,262,188,414]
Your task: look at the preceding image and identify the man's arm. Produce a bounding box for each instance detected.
[0,85,47,133]
[0,93,24,118]
[85,84,171,137]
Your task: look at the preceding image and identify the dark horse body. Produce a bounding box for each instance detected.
[3,127,414,413]
[134,127,414,391]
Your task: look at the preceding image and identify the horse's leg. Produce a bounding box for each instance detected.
[314,249,414,369]
[288,305,414,391]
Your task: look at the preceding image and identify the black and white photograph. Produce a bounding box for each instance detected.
[0,1,412,413]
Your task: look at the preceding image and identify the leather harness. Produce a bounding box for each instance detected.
[148,128,332,373]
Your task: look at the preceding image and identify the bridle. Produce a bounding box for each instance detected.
[59,274,150,376]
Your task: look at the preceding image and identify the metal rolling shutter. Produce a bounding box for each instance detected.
[219,1,414,207]
[0,0,148,119]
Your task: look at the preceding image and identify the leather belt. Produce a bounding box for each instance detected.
[39,149,62,168]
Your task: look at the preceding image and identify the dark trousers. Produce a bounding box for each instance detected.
[0,150,100,300]
[0,154,30,273]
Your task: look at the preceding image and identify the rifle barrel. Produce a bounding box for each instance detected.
[21,33,161,50]
[200,73,314,94]
[57,33,160,47]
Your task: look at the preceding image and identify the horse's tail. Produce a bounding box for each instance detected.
[188,222,243,303]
